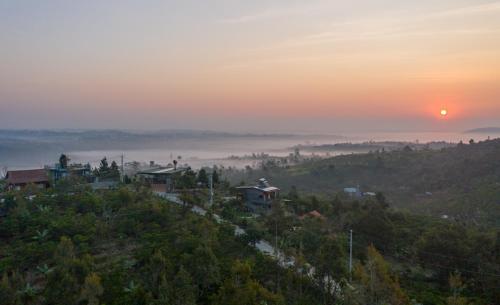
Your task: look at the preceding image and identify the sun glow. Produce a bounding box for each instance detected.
[440,109,448,116]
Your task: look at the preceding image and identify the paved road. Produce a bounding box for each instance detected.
[157,192,294,267]
[157,192,339,294]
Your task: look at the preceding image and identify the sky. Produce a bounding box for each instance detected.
[0,0,499,133]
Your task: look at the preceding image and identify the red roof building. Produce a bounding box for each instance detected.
[5,169,50,190]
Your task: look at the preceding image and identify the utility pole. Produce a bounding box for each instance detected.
[275,220,278,258]
[349,229,353,282]
[209,171,213,206]
[120,154,124,183]
[275,219,279,292]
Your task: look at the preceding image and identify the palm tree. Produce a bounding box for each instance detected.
[32,229,49,242]
[36,264,54,277]
[123,280,139,293]
[37,205,51,213]
[102,205,114,224]
[18,283,37,304]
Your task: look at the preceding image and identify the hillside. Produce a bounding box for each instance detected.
[0,186,323,305]
[224,138,500,226]
[1,153,498,304]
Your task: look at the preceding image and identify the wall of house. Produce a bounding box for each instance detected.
[243,189,269,206]
[9,182,49,191]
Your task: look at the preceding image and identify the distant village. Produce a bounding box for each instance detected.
[1,154,198,193]
[0,152,382,220]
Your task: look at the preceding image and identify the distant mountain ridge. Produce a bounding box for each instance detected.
[0,129,345,140]
[464,127,500,134]
[0,129,345,169]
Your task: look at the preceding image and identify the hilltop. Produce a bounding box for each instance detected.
[224,138,500,226]
[465,127,500,134]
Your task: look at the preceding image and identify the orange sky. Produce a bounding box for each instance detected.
[1,0,499,131]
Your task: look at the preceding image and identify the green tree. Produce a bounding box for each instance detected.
[147,250,170,299]
[211,260,284,305]
[44,237,87,305]
[36,264,54,278]
[54,236,76,263]
[18,283,37,305]
[177,169,197,189]
[288,186,299,200]
[241,224,264,247]
[446,272,468,305]
[80,273,104,305]
[197,169,209,187]
[59,154,70,169]
[375,192,388,208]
[98,157,109,177]
[190,245,221,299]
[179,192,195,207]
[315,236,347,305]
[172,266,197,305]
[416,224,471,284]
[212,168,220,185]
[353,245,409,305]
[110,161,120,178]
[0,273,17,305]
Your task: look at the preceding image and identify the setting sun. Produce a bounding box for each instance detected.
[440,109,448,116]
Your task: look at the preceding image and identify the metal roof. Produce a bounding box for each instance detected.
[138,167,187,175]
[6,169,49,185]
[236,178,279,192]
[236,186,280,192]
[343,187,359,193]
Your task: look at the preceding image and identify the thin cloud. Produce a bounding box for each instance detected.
[219,8,284,24]
[218,55,325,71]
[218,2,327,24]
[431,1,500,18]
[250,1,500,50]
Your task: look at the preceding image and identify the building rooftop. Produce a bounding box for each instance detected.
[6,169,49,185]
[344,187,359,193]
[236,178,280,192]
[138,166,188,175]
[91,181,118,190]
[236,186,280,192]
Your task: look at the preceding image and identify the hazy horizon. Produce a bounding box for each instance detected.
[1,128,497,170]
[0,123,500,134]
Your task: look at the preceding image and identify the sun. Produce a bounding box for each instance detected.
[440,109,448,116]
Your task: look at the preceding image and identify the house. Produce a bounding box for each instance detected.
[137,166,189,193]
[236,178,280,211]
[47,163,92,183]
[344,187,362,198]
[90,180,119,190]
[5,169,50,191]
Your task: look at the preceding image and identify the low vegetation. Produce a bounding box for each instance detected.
[0,184,323,305]
[1,138,499,304]
[224,138,500,226]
